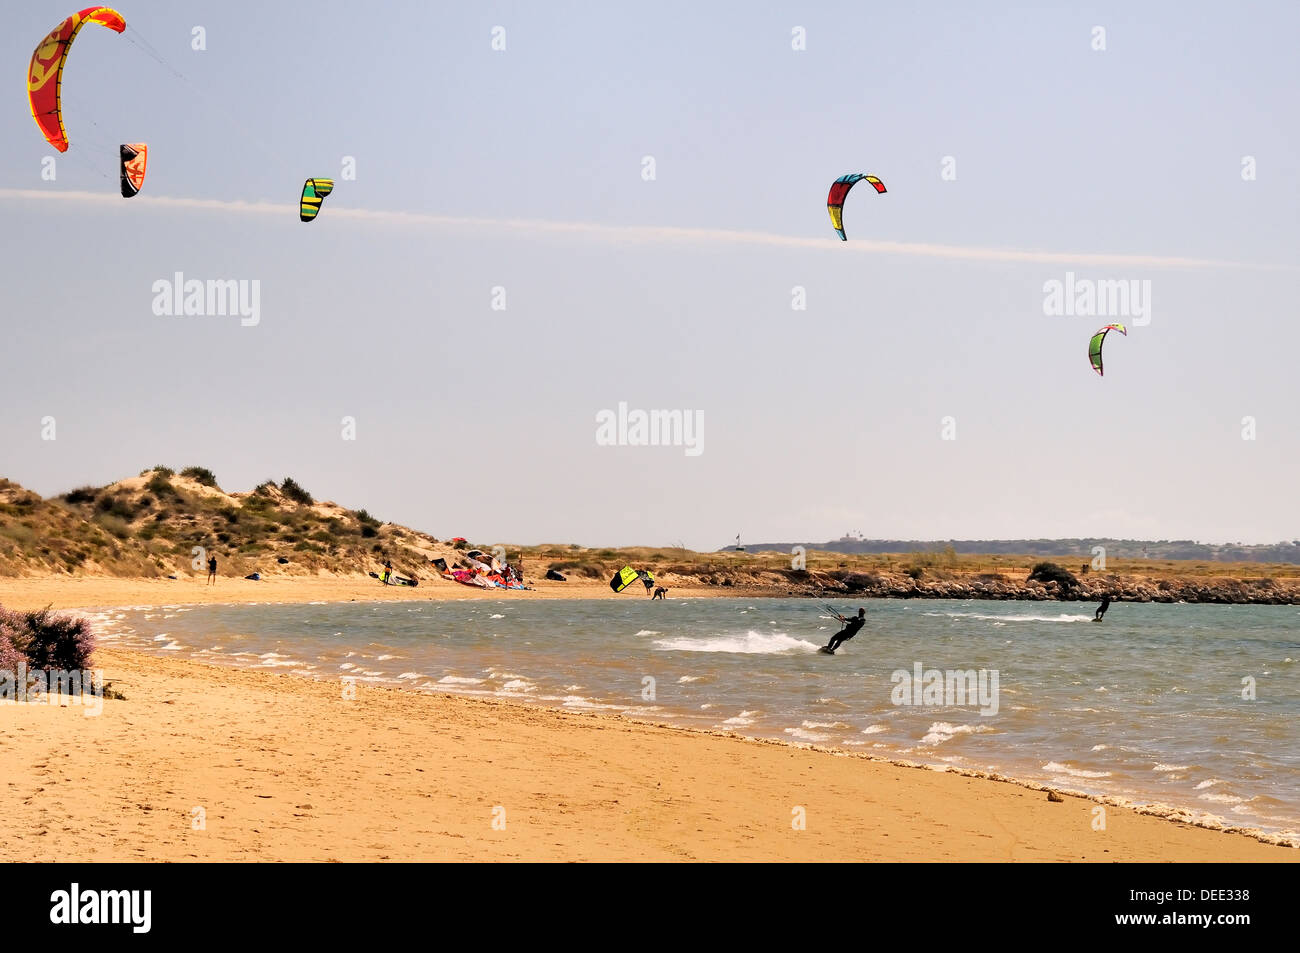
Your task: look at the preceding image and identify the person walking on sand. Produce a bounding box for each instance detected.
[207,554,217,586]
[824,608,867,654]
[1094,593,1112,621]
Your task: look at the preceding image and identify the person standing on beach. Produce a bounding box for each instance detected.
[382,559,393,585]
[1094,593,1112,621]
[207,554,218,586]
[824,608,867,654]
[652,585,668,600]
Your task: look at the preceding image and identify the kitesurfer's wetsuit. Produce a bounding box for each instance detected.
[1095,595,1111,621]
[826,614,866,653]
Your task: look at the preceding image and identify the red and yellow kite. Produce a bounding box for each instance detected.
[28,7,126,152]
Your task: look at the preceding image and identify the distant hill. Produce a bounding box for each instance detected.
[725,538,1300,564]
[0,469,458,580]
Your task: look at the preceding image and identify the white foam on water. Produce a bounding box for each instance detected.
[561,695,622,711]
[722,709,759,726]
[784,726,830,742]
[678,676,702,683]
[1200,792,1246,804]
[653,630,820,654]
[438,675,485,685]
[862,724,888,735]
[501,679,536,693]
[929,611,1093,623]
[921,722,995,746]
[376,654,402,661]
[490,614,505,619]
[1153,763,1190,772]
[1091,744,1109,751]
[634,629,660,637]
[1194,779,1224,790]
[339,663,356,670]
[397,672,422,680]
[803,720,849,730]
[1042,761,1112,779]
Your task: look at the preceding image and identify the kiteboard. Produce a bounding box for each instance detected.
[818,646,836,655]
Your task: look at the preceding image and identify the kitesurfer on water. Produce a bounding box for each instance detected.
[824,608,867,654]
[1094,593,1111,621]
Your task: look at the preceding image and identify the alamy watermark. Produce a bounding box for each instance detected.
[891,662,999,716]
[1,664,105,716]
[595,402,703,457]
[1042,271,1150,325]
[152,272,260,327]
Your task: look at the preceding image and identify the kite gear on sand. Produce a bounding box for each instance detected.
[610,566,641,593]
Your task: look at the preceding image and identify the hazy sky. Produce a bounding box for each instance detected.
[2,1,1297,550]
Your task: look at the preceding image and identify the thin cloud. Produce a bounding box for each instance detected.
[0,188,1286,270]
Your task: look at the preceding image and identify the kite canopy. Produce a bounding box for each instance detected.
[826,173,886,241]
[1088,324,1127,376]
[28,7,126,152]
[300,178,334,222]
[119,142,147,197]
[610,566,640,593]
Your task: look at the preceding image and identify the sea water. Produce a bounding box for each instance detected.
[93,597,1300,844]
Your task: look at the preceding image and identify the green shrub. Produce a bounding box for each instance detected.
[141,466,174,478]
[95,515,131,540]
[63,486,98,505]
[146,473,178,498]
[905,566,924,580]
[1028,561,1079,588]
[180,466,219,488]
[280,478,313,505]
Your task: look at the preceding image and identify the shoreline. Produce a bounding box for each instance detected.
[3,637,1295,860]
[97,637,1300,853]
[2,570,1297,618]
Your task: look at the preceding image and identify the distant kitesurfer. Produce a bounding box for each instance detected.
[382,559,393,585]
[824,608,867,654]
[207,554,217,586]
[652,586,668,600]
[641,570,656,595]
[1094,593,1111,621]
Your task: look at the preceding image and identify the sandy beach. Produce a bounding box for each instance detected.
[1,632,1293,862]
[0,575,712,614]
